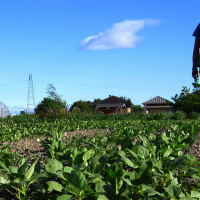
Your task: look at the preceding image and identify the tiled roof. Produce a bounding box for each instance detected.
[92,95,133,107]
[142,96,170,105]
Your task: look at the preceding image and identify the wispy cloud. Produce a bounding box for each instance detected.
[79,19,160,50]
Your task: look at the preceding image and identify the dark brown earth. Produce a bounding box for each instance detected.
[1,129,200,200]
[5,129,200,159]
[5,129,112,158]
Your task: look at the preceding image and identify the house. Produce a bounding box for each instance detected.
[91,95,133,114]
[142,96,173,114]
[0,101,11,118]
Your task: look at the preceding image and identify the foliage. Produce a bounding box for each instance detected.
[131,105,144,113]
[35,97,67,115]
[46,83,62,100]
[119,96,133,105]
[188,112,200,119]
[170,111,186,120]
[70,100,94,113]
[171,81,200,113]
[35,84,67,115]
[92,98,102,104]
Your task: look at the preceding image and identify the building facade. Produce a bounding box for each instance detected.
[91,95,133,114]
[0,101,11,118]
[142,96,173,114]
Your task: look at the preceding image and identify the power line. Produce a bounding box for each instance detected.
[34,80,180,93]
[0,79,181,93]
[0,80,27,86]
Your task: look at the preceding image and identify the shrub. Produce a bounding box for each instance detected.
[187,112,200,120]
[171,111,186,120]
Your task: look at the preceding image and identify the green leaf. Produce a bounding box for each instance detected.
[141,185,163,197]
[111,196,131,200]
[85,185,94,193]
[94,162,105,174]
[137,145,149,159]
[162,132,169,144]
[68,170,86,190]
[0,173,10,184]
[32,184,44,192]
[108,169,116,179]
[173,157,183,168]
[163,147,172,157]
[127,149,138,160]
[118,151,135,168]
[57,171,67,181]
[97,194,109,200]
[135,163,148,179]
[25,159,38,181]
[93,151,106,162]
[123,178,132,186]
[164,185,182,197]
[95,181,113,199]
[0,161,9,173]
[138,135,148,146]
[99,154,110,163]
[83,149,95,162]
[64,185,80,195]
[191,190,200,198]
[9,166,18,174]
[57,194,73,200]
[63,166,73,173]
[46,159,63,173]
[95,181,107,193]
[185,154,197,163]
[117,137,131,150]
[46,181,63,192]
[18,158,30,175]
[122,157,135,168]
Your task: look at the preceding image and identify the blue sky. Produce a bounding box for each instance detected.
[0,0,199,114]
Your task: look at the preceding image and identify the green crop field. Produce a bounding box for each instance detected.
[0,113,200,199]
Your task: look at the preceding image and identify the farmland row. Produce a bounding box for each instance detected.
[0,114,200,142]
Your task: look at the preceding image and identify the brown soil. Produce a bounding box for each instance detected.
[3,128,200,162]
[3,129,112,160]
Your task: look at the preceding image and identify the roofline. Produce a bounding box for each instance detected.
[90,95,134,107]
[142,96,173,105]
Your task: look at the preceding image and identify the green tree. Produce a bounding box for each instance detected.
[171,81,200,113]
[119,96,133,105]
[92,98,102,104]
[131,105,144,113]
[35,84,67,114]
[70,100,93,113]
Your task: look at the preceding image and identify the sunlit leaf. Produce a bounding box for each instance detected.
[68,170,86,190]
[46,181,63,192]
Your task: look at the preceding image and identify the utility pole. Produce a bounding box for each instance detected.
[27,73,35,114]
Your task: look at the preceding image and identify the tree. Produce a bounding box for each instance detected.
[92,98,102,104]
[46,84,62,100]
[131,105,144,113]
[70,100,93,113]
[119,96,133,105]
[35,84,67,114]
[171,81,200,113]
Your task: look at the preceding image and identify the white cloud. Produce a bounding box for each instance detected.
[79,19,160,50]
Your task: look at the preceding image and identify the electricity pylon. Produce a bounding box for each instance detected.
[27,73,35,113]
